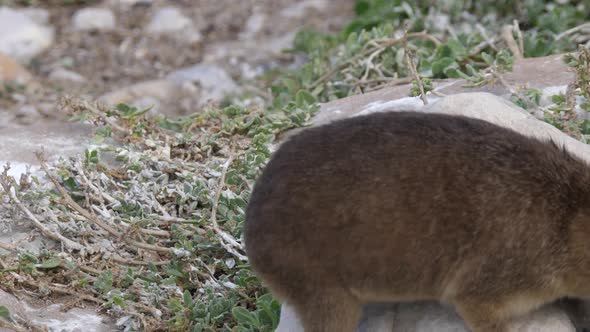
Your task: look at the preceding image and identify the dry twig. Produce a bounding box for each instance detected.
[210,156,247,261]
[502,24,523,60]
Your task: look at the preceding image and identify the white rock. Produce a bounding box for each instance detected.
[145,7,201,43]
[145,7,189,33]
[19,8,50,25]
[239,10,266,40]
[0,7,54,62]
[72,8,116,31]
[49,67,87,83]
[423,92,590,162]
[166,63,238,103]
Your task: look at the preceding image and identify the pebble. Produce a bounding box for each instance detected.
[49,67,87,83]
[72,8,116,31]
[166,63,238,103]
[145,7,201,43]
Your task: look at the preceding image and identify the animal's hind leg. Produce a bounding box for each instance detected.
[289,288,362,332]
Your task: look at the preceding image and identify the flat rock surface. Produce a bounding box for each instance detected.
[312,54,573,127]
[0,290,114,332]
[0,120,92,166]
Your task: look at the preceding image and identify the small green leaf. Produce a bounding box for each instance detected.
[36,258,62,269]
[0,306,12,322]
[552,94,566,104]
[435,45,454,59]
[281,78,298,95]
[232,307,260,327]
[432,57,455,77]
[295,90,316,107]
[481,52,494,66]
[166,268,185,278]
[183,290,193,307]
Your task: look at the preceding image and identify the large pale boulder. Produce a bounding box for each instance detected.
[273,92,585,332]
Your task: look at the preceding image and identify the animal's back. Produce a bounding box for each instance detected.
[244,111,587,312]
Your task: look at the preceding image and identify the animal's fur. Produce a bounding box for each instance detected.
[244,111,590,332]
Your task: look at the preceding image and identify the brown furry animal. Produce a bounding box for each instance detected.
[244,111,590,332]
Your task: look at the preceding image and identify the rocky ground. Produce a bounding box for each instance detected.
[0,0,354,330]
[0,0,354,155]
[2,1,590,331]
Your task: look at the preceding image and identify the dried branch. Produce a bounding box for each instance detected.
[210,156,247,261]
[556,22,590,40]
[404,48,428,105]
[502,24,523,60]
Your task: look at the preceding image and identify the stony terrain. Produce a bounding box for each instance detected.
[0,0,354,164]
[1,0,590,331]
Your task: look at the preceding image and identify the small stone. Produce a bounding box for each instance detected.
[166,63,238,103]
[145,7,201,43]
[15,104,38,118]
[239,10,266,40]
[49,67,87,83]
[72,8,116,31]
[0,51,33,83]
[14,104,39,125]
[0,7,54,62]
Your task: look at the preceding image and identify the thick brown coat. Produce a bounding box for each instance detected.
[244,111,590,332]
